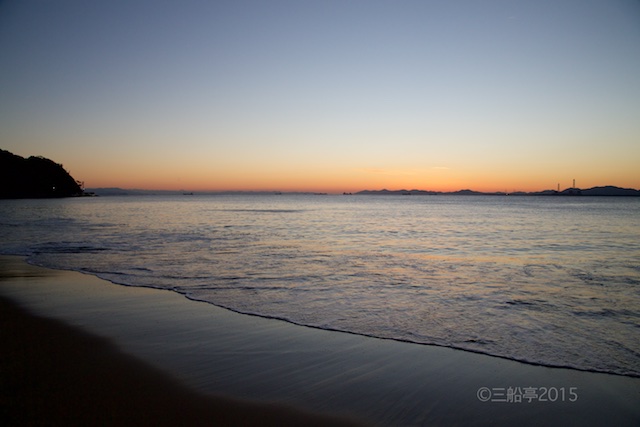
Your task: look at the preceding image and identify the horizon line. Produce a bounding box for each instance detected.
[85,184,640,195]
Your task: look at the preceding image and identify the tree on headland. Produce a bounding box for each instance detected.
[0,149,84,199]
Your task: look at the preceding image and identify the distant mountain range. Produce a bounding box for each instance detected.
[356,186,640,197]
[0,149,84,199]
[87,186,640,197]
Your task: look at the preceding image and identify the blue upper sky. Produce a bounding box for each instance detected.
[1,0,639,191]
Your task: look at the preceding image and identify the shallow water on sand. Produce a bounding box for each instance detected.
[1,194,639,376]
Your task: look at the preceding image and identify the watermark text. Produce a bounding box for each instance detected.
[477,386,578,403]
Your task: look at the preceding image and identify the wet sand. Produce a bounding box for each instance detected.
[0,295,363,427]
[1,255,639,426]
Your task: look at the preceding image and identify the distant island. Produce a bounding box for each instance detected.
[85,186,640,197]
[0,149,84,199]
[356,186,640,197]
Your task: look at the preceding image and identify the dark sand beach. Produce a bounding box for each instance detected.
[1,255,639,426]
[0,296,362,427]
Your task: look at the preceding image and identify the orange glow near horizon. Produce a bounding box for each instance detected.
[76,162,640,194]
[52,131,639,195]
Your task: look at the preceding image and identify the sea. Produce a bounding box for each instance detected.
[1,194,639,377]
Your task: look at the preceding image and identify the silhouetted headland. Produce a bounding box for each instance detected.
[0,149,85,199]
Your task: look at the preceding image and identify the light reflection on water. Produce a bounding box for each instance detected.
[0,195,639,376]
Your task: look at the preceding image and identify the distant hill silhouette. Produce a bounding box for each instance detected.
[0,149,83,199]
[356,186,640,197]
[563,186,640,196]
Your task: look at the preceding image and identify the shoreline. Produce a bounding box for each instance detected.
[1,255,639,425]
[18,257,639,380]
[17,257,640,380]
[184,294,639,380]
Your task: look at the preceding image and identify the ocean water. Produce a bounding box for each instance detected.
[1,195,639,377]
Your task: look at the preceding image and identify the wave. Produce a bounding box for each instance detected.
[212,209,305,213]
[180,291,640,379]
[18,254,640,379]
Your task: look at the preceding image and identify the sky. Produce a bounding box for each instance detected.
[1,0,639,193]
